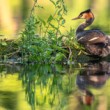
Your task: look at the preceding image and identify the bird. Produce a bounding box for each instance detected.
[72,9,110,57]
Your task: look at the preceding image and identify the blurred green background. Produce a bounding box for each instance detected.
[0,0,110,39]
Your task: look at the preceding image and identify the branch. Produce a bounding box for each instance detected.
[29,0,38,18]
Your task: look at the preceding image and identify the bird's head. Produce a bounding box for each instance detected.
[72,9,94,21]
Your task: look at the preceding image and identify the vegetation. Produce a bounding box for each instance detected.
[0,1,110,110]
[0,0,110,64]
[0,0,86,64]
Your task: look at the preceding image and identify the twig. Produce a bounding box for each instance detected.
[44,10,58,36]
[29,0,38,18]
[68,46,72,60]
[4,49,20,58]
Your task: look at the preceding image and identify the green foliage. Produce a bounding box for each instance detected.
[0,0,87,64]
[0,40,7,46]
[0,39,19,62]
[19,0,70,63]
[45,0,67,36]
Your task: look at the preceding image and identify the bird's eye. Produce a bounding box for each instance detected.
[79,14,83,17]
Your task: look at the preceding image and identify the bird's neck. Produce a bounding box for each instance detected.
[76,18,94,34]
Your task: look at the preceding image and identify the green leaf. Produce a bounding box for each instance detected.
[47,15,53,22]
[58,36,63,41]
[36,5,44,9]
[55,52,66,62]
[57,9,62,16]
[49,23,57,30]
[56,0,60,5]
[38,17,46,26]
[1,41,7,46]
[63,5,67,14]
[50,0,56,6]
[61,19,65,25]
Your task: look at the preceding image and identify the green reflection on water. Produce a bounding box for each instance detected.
[1,61,110,110]
[19,64,78,110]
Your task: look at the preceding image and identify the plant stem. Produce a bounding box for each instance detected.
[29,0,38,18]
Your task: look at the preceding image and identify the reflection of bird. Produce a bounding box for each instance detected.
[76,61,110,106]
[73,9,110,57]
[76,61,110,89]
[79,89,94,106]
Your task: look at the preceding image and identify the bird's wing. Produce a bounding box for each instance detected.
[77,30,108,45]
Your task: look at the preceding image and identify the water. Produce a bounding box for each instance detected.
[0,61,110,110]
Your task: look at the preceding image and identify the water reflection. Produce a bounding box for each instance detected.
[76,61,110,109]
[19,64,76,110]
[0,61,110,110]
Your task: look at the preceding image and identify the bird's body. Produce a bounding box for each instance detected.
[73,9,110,57]
[77,30,107,44]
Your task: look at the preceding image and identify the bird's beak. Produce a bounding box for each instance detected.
[72,16,80,20]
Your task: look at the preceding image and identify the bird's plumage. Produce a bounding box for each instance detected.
[73,9,110,57]
[77,30,108,45]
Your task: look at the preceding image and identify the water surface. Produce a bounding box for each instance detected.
[0,61,110,110]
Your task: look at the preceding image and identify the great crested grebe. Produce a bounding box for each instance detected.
[73,9,110,57]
